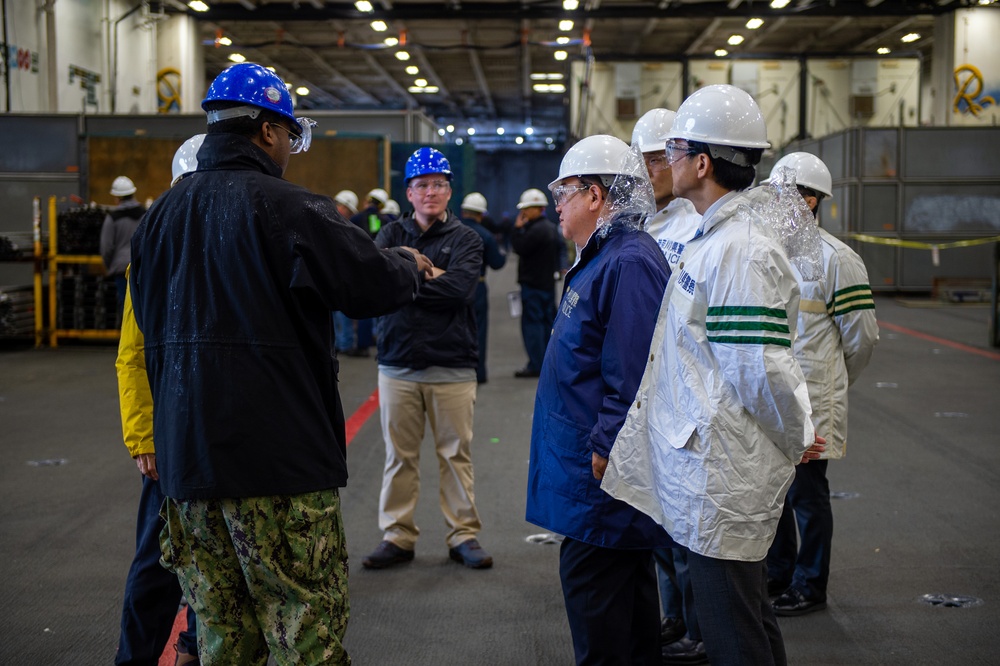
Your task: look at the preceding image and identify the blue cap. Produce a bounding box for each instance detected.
[404,147,452,184]
[202,63,299,129]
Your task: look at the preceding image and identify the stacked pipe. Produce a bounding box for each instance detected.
[0,285,34,337]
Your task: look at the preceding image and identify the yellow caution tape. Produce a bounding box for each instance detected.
[848,233,1000,251]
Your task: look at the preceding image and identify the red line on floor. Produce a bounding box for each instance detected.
[880,321,1000,361]
[157,387,381,661]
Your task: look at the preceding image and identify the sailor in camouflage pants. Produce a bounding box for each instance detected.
[160,488,350,665]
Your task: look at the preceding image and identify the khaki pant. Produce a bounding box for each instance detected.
[160,489,350,666]
[377,372,480,550]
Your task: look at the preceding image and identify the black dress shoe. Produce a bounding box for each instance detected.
[448,538,493,569]
[660,616,686,645]
[514,366,540,378]
[361,540,414,569]
[772,587,827,616]
[661,636,708,665]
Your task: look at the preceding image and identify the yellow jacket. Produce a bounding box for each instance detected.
[115,268,154,458]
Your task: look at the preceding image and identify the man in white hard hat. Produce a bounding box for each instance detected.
[460,192,507,383]
[603,84,824,666]
[101,175,145,322]
[632,107,705,663]
[334,189,359,218]
[764,153,879,617]
[511,187,563,378]
[526,134,673,665]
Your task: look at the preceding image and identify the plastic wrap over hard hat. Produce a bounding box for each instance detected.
[751,166,825,281]
[631,108,676,154]
[462,192,488,213]
[334,190,359,214]
[171,134,205,187]
[667,84,770,149]
[383,199,401,216]
[110,176,136,197]
[202,62,300,130]
[516,188,548,210]
[405,147,452,183]
[548,134,635,190]
[765,152,832,198]
[367,188,389,205]
[595,142,656,238]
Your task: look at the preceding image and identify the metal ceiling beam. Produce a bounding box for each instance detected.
[792,15,852,52]
[465,25,497,118]
[855,16,919,51]
[191,2,954,22]
[745,16,786,50]
[685,17,723,56]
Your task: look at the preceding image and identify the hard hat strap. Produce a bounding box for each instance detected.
[206,105,261,124]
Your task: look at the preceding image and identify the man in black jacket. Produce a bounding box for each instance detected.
[129,62,431,665]
[362,147,493,571]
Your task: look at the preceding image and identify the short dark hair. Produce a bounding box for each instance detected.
[688,140,761,191]
[796,184,824,218]
[204,101,289,138]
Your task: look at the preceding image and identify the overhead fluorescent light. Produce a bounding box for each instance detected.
[456,137,464,145]
[515,136,524,145]
[531,72,564,80]
[407,86,439,94]
[563,0,579,9]
[556,36,570,45]
[467,127,476,135]
[714,48,729,57]
[188,0,209,11]
[228,53,246,63]
[414,78,428,87]
[728,34,745,46]
[384,37,398,46]
[295,86,309,96]
[559,20,574,32]
[446,124,455,132]
[438,128,446,136]
[746,18,764,30]
[355,1,373,12]
[770,0,790,7]
[497,127,505,135]
[525,127,534,135]
[371,20,387,32]
[405,65,419,75]
[554,50,568,61]
[533,83,567,93]
[900,33,920,43]
[217,36,232,46]
[395,50,411,61]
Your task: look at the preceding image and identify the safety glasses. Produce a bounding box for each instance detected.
[551,184,590,206]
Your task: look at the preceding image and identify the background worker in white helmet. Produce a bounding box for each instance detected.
[114,136,203,666]
[764,153,879,616]
[525,134,673,665]
[632,107,706,664]
[602,84,825,666]
[333,189,359,219]
[511,187,564,378]
[381,198,401,222]
[101,175,145,322]
[460,192,507,383]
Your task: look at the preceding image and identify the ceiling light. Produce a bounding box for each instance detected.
[414,78,428,87]
[228,53,246,63]
[545,137,554,145]
[265,66,276,72]
[424,86,438,93]
[531,72,564,80]
[395,51,411,61]
[456,137,464,145]
[728,34,745,46]
[515,136,524,145]
[525,126,534,135]
[407,86,439,94]
[284,82,292,89]
[406,66,419,75]
[295,86,309,96]
[533,83,566,93]
[384,37,398,46]
[371,20,387,32]
[746,18,764,30]
[355,0,373,12]
[559,20,574,32]
[446,124,455,132]
[556,36,570,45]
[770,0,790,7]
[438,128,446,136]
[714,48,729,57]
[188,0,209,11]
[877,47,891,54]
[901,33,920,43]
[497,127,505,135]
[467,127,476,135]
[217,36,232,46]
[563,0,579,9]
[554,50,568,61]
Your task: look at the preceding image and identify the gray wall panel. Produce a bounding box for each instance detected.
[0,116,80,172]
[819,133,847,180]
[860,184,898,232]
[857,243,897,290]
[900,244,995,289]
[862,129,898,178]
[902,186,1000,233]
[903,128,1000,179]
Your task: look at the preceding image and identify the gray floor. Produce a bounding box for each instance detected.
[2,260,999,665]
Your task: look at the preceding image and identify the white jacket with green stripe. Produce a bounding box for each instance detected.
[793,227,878,460]
[602,189,815,562]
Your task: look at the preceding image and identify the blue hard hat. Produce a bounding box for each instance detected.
[202,62,299,129]
[405,147,452,184]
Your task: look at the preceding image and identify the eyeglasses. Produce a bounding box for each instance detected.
[271,119,315,154]
[665,141,698,166]
[551,184,590,206]
[410,180,451,193]
[644,152,669,172]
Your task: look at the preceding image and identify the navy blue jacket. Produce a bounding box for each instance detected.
[462,216,506,277]
[526,218,675,549]
[375,211,483,369]
[130,133,421,500]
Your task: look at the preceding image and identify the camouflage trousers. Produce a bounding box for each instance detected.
[160,488,350,665]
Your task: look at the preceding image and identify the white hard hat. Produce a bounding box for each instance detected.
[632,108,676,154]
[667,84,770,150]
[461,192,488,213]
[171,134,205,187]
[382,199,400,216]
[366,188,389,205]
[516,188,549,210]
[110,175,137,197]
[334,189,359,214]
[766,152,832,198]
[548,134,632,190]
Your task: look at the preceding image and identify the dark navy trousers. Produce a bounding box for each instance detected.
[520,285,555,373]
[767,459,832,600]
[116,474,196,666]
